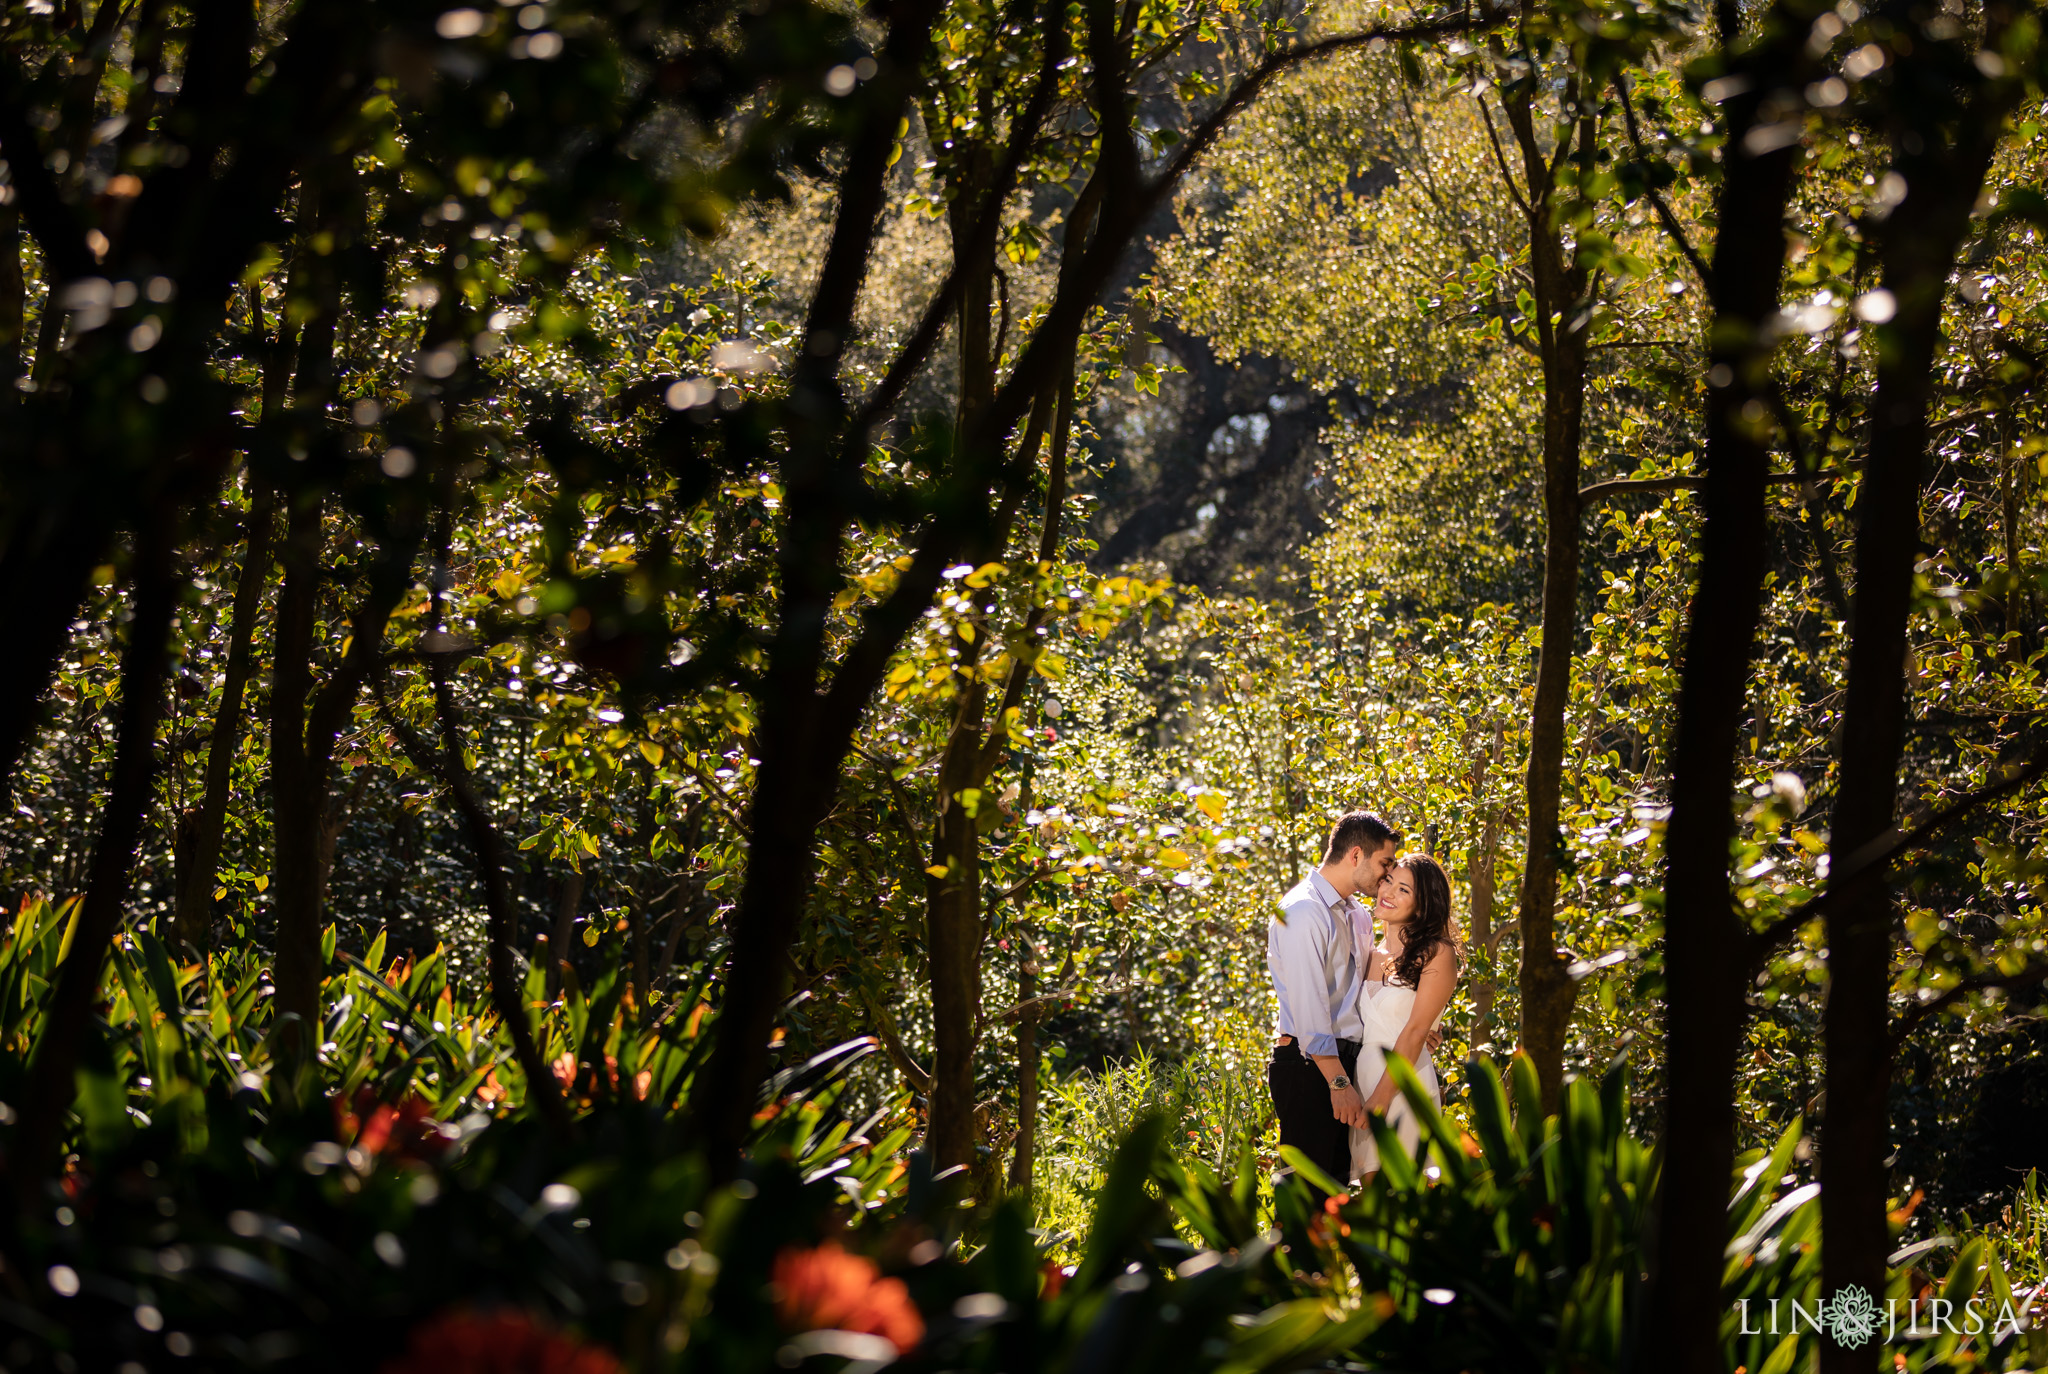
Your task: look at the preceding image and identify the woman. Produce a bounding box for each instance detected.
[1349,853,1461,1183]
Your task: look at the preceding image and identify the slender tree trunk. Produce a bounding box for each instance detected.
[174,484,276,950]
[14,521,178,1193]
[1818,36,2007,1363]
[2001,417,2023,643]
[1494,77,1596,1114]
[268,494,325,1054]
[271,518,414,1059]
[628,896,651,1011]
[921,380,1063,1169]
[27,280,65,386]
[926,690,990,1169]
[548,867,585,1000]
[265,178,344,1055]
[920,150,1078,1168]
[378,659,568,1130]
[1466,745,1500,1051]
[0,205,22,399]
[658,865,693,985]
[919,138,1007,1173]
[1646,6,1809,1358]
[0,525,114,811]
[949,148,999,439]
[696,0,1113,1172]
[314,771,365,912]
[1009,928,1040,1192]
[693,0,949,1173]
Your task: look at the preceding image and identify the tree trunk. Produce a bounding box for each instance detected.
[377,644,568,1130]
[628,894,652,1011]
[264,179,345,1057]
[0,204,22,398]
[658,837,698,985]
[1465,751,1501,1052]
[692,0,950,1174]
[921,377,1065,1170]
[270,507,415,1063]
[14,521,178,1194]
[548,866,586,1000]
[1009,929,1040,1192]
[922,145,1008,1173]
[926,696,989,1170]
[1818,41,2007,1366]
[173,484,276,951]
[694,0,1110,1173]
[1646,8,1809,1360]
[268,493,326,1056]
[1502,85,1593,1115]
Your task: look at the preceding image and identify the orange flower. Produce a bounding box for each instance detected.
[380,1307,621,1374]
[772,1242,925,1354]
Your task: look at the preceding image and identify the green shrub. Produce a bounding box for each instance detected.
[0,898,1350,1374]
[1031,1011,1278,1258]
[1265,1053,2043,1373]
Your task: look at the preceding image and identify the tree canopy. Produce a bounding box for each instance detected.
[5,0,2048,1367]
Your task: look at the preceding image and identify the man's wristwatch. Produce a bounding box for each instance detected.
[1329,1075,1352,1091]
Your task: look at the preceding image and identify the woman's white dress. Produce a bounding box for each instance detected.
[1348,976,1443,1181]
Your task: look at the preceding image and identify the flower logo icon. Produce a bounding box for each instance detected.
[1825,1284,1883,1348]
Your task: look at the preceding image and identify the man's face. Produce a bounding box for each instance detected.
[1354,841,1399,899]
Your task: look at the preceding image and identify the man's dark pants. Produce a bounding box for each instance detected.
[1268,1036,1361,1191]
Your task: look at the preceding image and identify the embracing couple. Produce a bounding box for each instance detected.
[1266,812,1461,1189]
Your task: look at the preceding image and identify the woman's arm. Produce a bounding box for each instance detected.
[1363,946,1458,1115]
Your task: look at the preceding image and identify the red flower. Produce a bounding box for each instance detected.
[333,1089,454,1164]
[381,1308,621,1374]
[772,1242,925,1354]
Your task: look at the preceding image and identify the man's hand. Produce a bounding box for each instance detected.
[1424,1027,1445,1055]
[1330,1083,1369,1129]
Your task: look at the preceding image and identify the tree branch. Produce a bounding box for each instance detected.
[838,4,1071,445]
[995,981,1128,1023]
[1474,92,1534,220]
[853,744,930,862]
[856,982,933,1095]
[1579,469,1844,503]
[0,54,95,281]
[1747,743,2048,971]
[1616,73,1712,291]
[375,674,570,1131]
[1765,385,1853,622]
[1151,13,1497,215]
[1892,962,2048,1047]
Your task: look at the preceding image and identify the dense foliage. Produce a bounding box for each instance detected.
[8,0,2048,1367]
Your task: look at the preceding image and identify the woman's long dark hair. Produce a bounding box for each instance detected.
[1389,854,1461,991]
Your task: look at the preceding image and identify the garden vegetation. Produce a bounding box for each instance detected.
[3,0,2048,1367]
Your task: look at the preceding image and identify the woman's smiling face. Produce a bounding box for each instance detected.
[1373,865,1417,925]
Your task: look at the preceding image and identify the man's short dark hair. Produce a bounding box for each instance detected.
[1323,812,1400,863]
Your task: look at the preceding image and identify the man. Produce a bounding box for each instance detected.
[1267,811,1400,1189]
